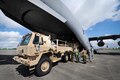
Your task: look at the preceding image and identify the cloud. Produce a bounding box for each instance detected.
[104,34,112,36]
[0,31,22,48]
[104,39,119,48]
[89,28,93,31]
[0,10,23,28]
[90,41,99,49]
[112,10,120,21]
[61,0,120,30]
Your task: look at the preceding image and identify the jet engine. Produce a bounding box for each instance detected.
[97,40,105,47]
[118,41,120,46]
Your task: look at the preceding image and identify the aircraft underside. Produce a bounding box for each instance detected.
[0,0,77,41]
[0,0,91,50]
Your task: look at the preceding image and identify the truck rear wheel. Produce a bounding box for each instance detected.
[62,53,69,62]
[68,51,73,61]
[35,57,52,76]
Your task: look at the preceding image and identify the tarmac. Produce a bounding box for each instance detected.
[0,50,120,80]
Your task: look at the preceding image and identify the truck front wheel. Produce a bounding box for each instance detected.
[35,57,52,76]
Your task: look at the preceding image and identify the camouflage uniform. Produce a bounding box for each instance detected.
[81,49,87,64]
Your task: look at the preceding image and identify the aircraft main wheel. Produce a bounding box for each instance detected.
[35,57,52,76]
[62,53,69,62]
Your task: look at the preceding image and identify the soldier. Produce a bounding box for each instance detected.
[75,47,80,63]
[71,48,76,62]
[71,51,74,62]
[72,48,79,62]
[81,48,87,64]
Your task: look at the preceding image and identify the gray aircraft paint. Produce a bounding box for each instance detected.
[28,0,67,23]
[29,0,91,50]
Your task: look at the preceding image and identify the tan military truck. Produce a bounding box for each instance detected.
[13,32,75,76]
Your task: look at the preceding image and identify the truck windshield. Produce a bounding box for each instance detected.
[20,34,31,45]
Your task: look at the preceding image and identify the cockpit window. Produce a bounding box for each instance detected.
[20,34,31,45]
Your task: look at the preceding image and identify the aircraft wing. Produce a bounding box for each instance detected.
[89,35,120,41]
[0,0,75,40]
[89,35,120,47]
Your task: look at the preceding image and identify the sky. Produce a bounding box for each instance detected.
[0,0,120,48]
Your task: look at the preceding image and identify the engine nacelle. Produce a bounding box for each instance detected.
[97,40,105,47]
[118,41,120,46]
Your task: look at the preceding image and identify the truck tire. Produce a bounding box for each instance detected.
[35,57,52,76]
[68,51,73,61]
[62,52,69,62]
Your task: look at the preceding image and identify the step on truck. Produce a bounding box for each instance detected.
[13,32,78,76]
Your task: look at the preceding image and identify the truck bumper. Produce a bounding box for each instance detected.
[13,56,31,66]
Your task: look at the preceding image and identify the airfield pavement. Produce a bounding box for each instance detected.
[0,50,120,80]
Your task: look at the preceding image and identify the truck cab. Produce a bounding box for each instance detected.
[17,32,52,56]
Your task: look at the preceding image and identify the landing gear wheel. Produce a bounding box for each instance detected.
[35,57,52,76]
